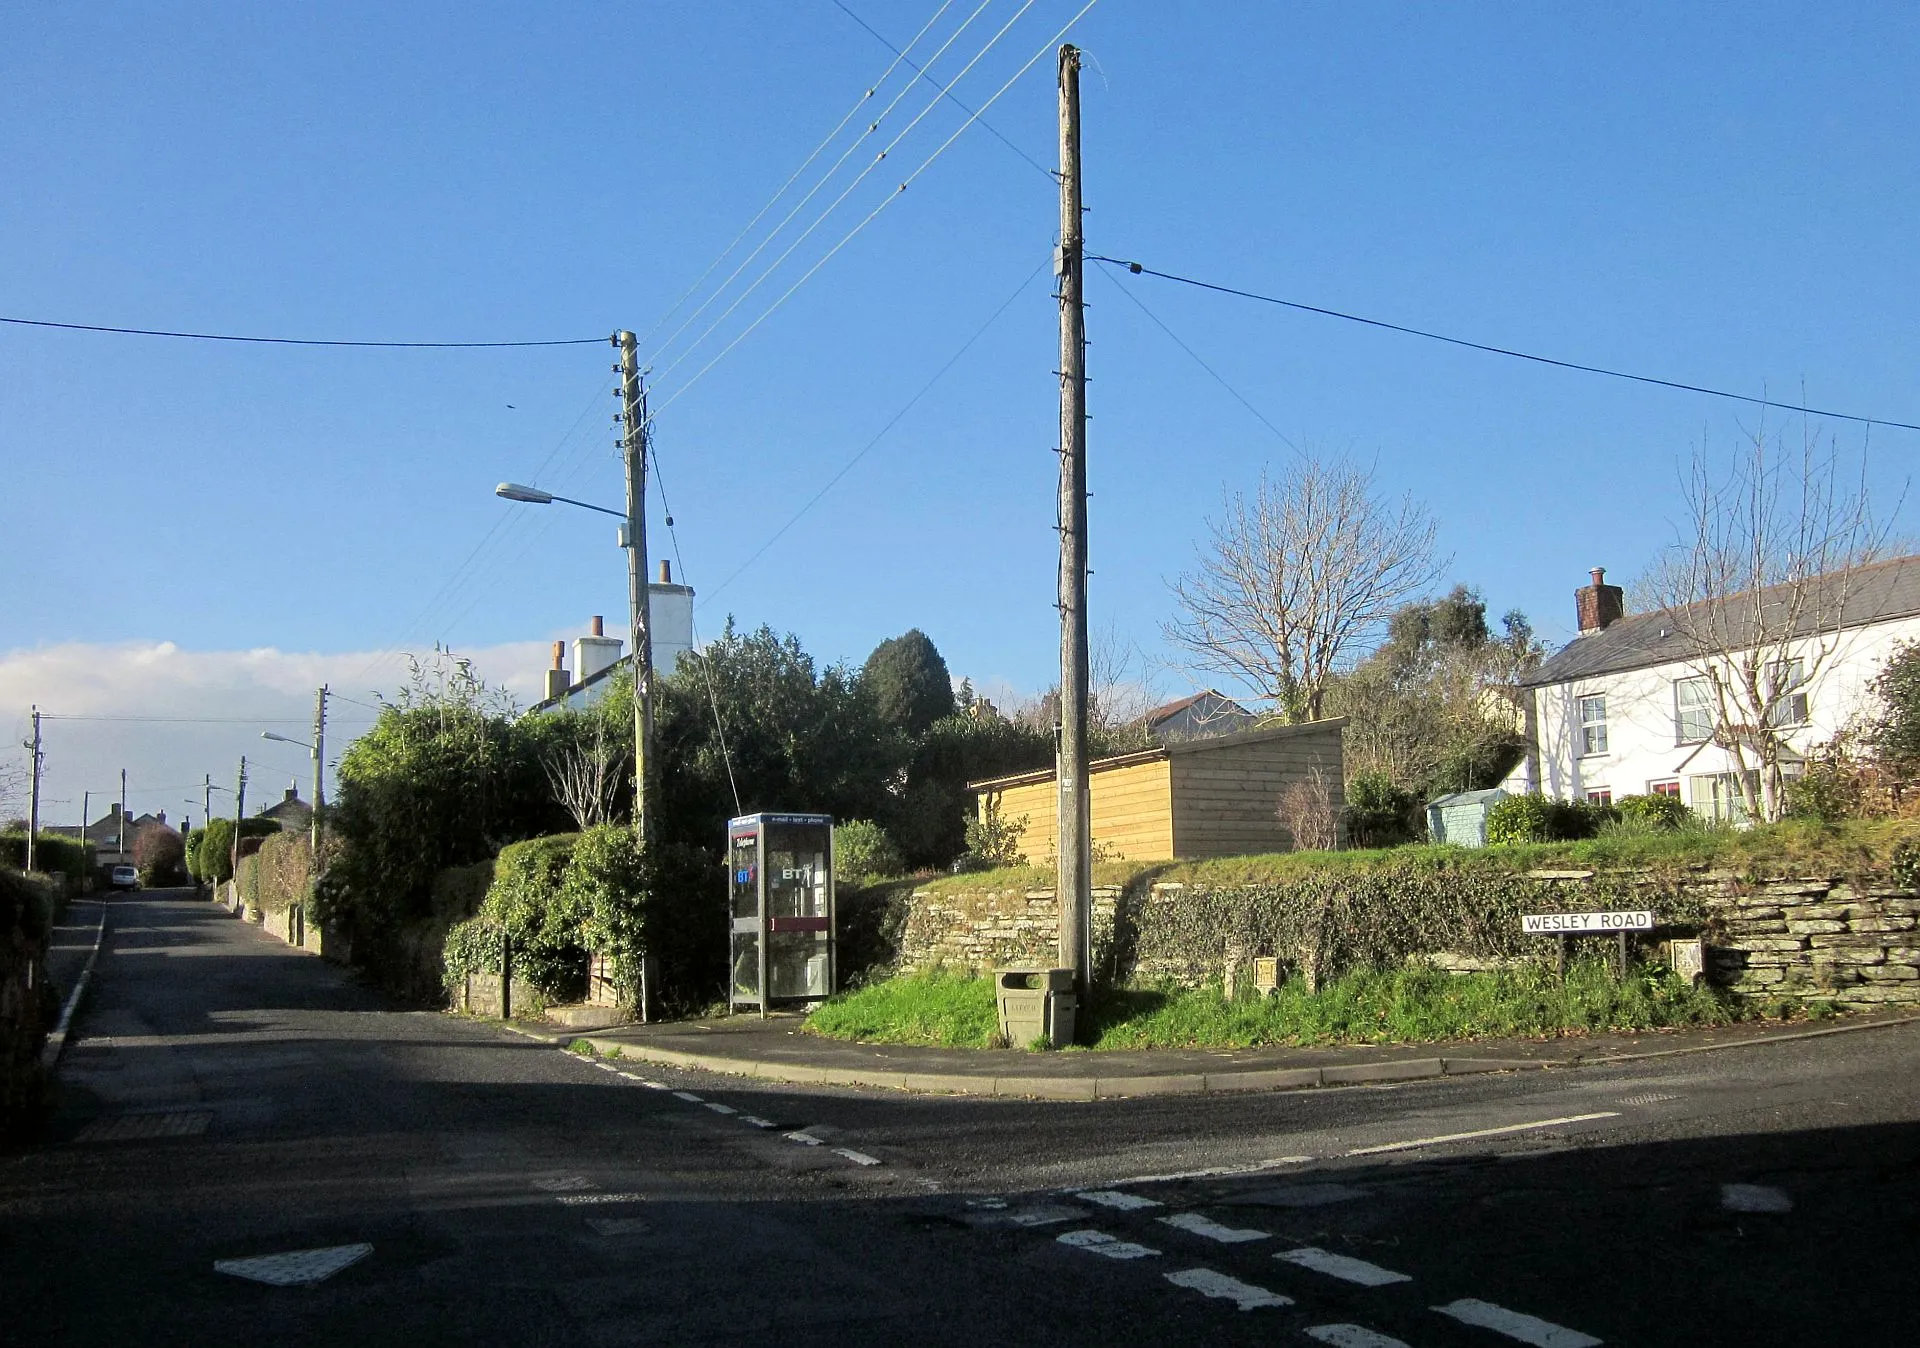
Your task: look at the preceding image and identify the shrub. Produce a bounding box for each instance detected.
[0,833,91,883]
[1486,793,1608,844]
[963,796,1028,868]
[1277,767,1340,852]
[458,834,585,1000]
[1614,792,1692,830]
[1344,773,1419,847]
[834,820,904,886]
[133,828,187,886]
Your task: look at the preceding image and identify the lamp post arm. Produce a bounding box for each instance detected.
[547,494,628,519]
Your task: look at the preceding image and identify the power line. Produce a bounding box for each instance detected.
[829,0,1054,180]
[700,252,1051,606]
[0,315,601,348]
[1088,255,1920,434]
[36,714,375,724]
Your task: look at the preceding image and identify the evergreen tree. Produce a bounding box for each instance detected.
[860,629,955,736]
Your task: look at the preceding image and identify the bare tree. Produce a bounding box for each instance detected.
[1167,457,1443,721]
[1276,765,1339,852]
[1645,418,1894,822]
[0,754,25,823]
[542,712,628,832]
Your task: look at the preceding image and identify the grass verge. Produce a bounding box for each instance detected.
[807,961,1762,1052]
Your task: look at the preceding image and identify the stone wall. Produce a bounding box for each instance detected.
[1702,875,1919,1008]
[899,884,1121,973]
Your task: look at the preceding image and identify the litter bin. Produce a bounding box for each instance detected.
[996,968,1076,1049]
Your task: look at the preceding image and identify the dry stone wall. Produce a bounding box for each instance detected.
[1703,876,1920,1008]
[899,884,1120,973]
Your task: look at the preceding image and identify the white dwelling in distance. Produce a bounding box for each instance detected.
[1509,558,1920,822]
[528,561,696,713]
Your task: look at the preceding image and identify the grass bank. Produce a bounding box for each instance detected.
[806,961,1775,1052]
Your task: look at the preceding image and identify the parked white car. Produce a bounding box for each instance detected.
[109,864,139,890]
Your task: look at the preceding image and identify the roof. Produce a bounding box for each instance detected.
[1522,554,1920,689]
[1428,788,1507,809]
[969,717,1346,792]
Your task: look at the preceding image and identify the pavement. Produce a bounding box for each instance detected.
[39,891,110,1067]
[537,1002,1920,1099]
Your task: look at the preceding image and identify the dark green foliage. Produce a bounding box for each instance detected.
[329,652,563,934]
[834,820,904,885]
[893,711,1051,867]
[133,828,187,886]
[860,629,955,736]
[1614,792,1693,830]
[0,833,90,882]
[1867,641,1920,779]
[186,817,279,884]
[1,867,59,1142]
[1486,793,1608,845]
[1343,772,1421,847]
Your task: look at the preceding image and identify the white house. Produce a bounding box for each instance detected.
[527,562,697,714]
[1508,558,1920,822]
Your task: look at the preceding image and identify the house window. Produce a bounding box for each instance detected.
[1649,780,1681,797]
[1675,676,1714,744]
[1578,695,1608,756]
[1586,789,1613,806]
[1689,770,1758,825]
[1766,659,1809,728]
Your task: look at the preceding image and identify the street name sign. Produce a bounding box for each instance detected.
[1521,910,1653,934]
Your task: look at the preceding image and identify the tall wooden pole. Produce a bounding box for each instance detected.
[231,757,247,892]
[25,707,40,871]
[1055,44,1092,987]
[311,685,328,857]
[617,330,654,850]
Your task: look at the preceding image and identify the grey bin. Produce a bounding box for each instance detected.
[996,968,1076,1049]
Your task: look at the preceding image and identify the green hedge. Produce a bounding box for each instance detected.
[0,833,90,883]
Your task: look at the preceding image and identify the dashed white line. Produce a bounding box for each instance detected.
[532,1176,594,1193]
[1432,1297,1602,1347]
[833,1148,882,1167]
[616,1072,650,1082]
[1721,1183,1792,1213]
[1276,1246,1412,1287]
[1106,1156,1314,1186]
[640,1079,669,1090]
[1164,1267,1291,1311]
[672,1091,704,1104]
[1159,1212,1269,1244]
[1346,1113,1620,1157]
[703,1102,737,1115]
[555,1192,647,1206]
[594,1061,621,1072]
[1056,1229,1160,1260]
[785,1130,825,1146]
[1305,1324,1412,1348]
[1075,1189,1161,1211]
[739,1115,776,1129]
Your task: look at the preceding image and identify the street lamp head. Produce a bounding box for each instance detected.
[496,482,554,504]
[260,730,311,748]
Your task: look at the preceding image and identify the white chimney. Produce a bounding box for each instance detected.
[648,567,696,676]
[573,615,624,685]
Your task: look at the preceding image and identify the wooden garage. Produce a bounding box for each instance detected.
[969,718,1346,862]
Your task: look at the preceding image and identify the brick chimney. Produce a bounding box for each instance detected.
[544,640,571,701]
[1576,567,1625,633]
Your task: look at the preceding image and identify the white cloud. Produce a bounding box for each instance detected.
[0,636,561,830]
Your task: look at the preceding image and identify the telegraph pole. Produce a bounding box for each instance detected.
[25,707,41,871]
[81,792,90,860]
[616,329,654,849]
[1054,44,1092,988]
[118,767,128,860]
[311,685,328,857]
[230,757,247,889]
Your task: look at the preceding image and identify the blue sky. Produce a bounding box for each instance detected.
[4,2,1917,815]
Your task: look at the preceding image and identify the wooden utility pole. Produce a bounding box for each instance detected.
[231,757,247,891]
[1054,44,1092,986]
[118,767,128,859]
[617,330,655,849]
[25,707,41,871]
[311,685,328,857]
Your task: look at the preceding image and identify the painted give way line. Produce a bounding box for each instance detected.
[1346,1112,1620,1157]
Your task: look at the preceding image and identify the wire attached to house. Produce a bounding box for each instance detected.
[0,315,601,348]
[1088,255,1920,433]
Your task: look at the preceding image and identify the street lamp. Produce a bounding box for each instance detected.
[260,729,321,856]
[494,482,625,518]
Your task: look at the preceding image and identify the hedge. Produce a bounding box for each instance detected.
[0,833,90,884]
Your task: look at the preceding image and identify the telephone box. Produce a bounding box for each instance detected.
[728,812,835,1015]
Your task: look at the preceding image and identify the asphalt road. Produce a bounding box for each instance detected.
[3,891,1916,1347]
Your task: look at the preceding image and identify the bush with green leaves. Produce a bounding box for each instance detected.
[834,820,904,886]
[1345,772,1421,847]
[0,833,91,883]
[133,827,187,887]
[1486,793,1609,845]
[963,796,1029,868]
[1614,792,1692,830]
[185,817,279,884]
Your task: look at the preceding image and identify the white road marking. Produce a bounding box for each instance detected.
[213,1243,372,1287]
[1432,1297,1603,1347]
[1305,1324,1412,1348]
[1164,1267,1291,1310]
[556,1192,647,1206]
[1160,1212,1269,1244]
[672,1091,704,1103]
[1721,1183,1792,1213]
[594,1061,620,1072]
[641,1080,669,1090]
[785,1130,825,1146]
[703,1102,737,1115]
[1347,1113,1619,1157]
[616,1072,649,1082]
[965,1197,1009,1209]
[1056,1229,1160,1260]
[586,1217,650,1236]
[1008,1205,1080,1227]
[1075,1189,1161,1211]
[532,1176,594,1192]
[1276,1246,1412,1287]
[1106,1156,1314,1186]
[739,1115,776,1129]
[833,1148,882,1166]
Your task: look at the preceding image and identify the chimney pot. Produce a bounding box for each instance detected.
[1590,567,1606,586]
[551,640,565,669]
[1576,565,1626,633]
[659,559,671,585]
[590,615,604,637]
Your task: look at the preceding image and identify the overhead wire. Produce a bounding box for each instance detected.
[645,0,1022,387]
[646,0,1102,429]
[699,251,1052,608]
[0,315,598,347]
[1089,255,1920,434]
[635,0,959,363]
